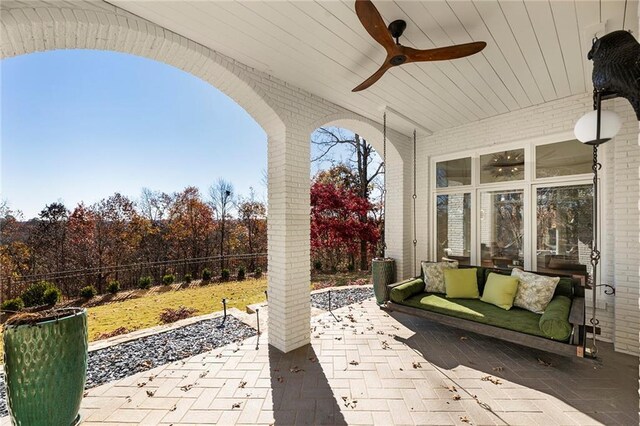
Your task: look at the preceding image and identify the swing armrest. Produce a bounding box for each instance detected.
[387,277,421,290]
[569,297,585,326]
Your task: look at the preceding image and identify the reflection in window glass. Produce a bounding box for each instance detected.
[480,190,524,268]
[436,158,471,188]
[536,184,592,276]
[536,140,592,178]
[436,194,471,265]
[480,149,525,183]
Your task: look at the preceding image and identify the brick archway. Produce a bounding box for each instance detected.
[0,3,285,141]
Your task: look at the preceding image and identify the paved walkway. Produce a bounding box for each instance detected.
[5,297,638,425]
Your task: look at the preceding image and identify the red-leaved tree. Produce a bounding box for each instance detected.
[310,181,380,272]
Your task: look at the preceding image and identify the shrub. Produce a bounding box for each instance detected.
[1,297,24,312]
[254,267,263,279]
[221,269,230,282]
[184,273,192,284]
[313,260,322,271]
[107,280,120,294]
[43,287,61,306]
[21,281,60,307]
[202,268,212,282]
[347,263,355,272]
[162,274,175,285]
[159,306,197,324]
[138,276,152,289]
[80,285,97,299]
[237,266,246,281]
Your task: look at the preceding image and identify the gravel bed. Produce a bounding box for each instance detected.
[0,315,256,417]
[311,286,374,311]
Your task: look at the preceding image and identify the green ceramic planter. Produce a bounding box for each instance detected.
[3,308,88,426]
[372,258,396,305]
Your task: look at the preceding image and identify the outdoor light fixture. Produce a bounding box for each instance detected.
[573,92,622,146]
[572,89,622,359]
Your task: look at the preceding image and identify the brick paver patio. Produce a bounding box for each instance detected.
[6,297,636,425]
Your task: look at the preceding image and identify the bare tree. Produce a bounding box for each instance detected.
[209,178,234,270]
[312,127,384,270]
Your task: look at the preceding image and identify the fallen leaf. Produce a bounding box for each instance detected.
[146,390,155,397]
[349,360,359,366]
[290,366,304,373]
[460,415,470,423]
[169,404,177,412]
[481,375,502,385]
[238,381,247,389]
[180,384,193,392]
[460,336,468,341]
[452,394,461,401]
[412,362,422,369]
[492,366,504,372]
[537,358,552,367]
[232,402,241,409]
[137,382,146,388]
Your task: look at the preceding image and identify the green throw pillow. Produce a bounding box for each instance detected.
[444,268,479,299]
[481,273,519,310]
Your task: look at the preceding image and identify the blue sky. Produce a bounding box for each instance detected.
[1,49,269,219]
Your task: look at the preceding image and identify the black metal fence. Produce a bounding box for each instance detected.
[1,253,267,300]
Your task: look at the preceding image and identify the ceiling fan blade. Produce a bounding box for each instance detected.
[352,61,393,92]
[355,0,396,53]
[404,41,486,63]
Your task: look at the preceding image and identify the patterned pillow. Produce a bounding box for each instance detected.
[421,261,459,294]
[511,268,560,314]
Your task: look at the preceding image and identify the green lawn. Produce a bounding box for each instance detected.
[0,271,371,359]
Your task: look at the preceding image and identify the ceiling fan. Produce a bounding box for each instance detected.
[352,0,487,92]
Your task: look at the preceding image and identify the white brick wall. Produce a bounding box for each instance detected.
[416,93,639,356]
[0,0,414,352]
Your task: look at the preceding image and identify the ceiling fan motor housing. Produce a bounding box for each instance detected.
[388,19,407,42]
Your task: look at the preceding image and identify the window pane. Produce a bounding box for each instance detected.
[480,149,525,183]
[436,194,471,265]
[436,158,471,188]
[480,190,524,268]
[536,185,593,276]
[536,140,592,178]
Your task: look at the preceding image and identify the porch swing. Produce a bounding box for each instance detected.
[378,112,590,358]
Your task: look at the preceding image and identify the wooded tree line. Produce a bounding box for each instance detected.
[0,181,267,298]
[1,127,383,298]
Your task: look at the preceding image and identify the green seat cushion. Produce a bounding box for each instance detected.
[539,296,573,341]
[444,268,479,299]
[390,279,425,303]
[481,273,519,310]
[399,292,551,339]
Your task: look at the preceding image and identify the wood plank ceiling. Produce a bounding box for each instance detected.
[111,0,638,135]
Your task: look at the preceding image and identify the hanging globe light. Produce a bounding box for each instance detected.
[574,109,622,145]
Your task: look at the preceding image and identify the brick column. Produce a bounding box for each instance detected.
[267,127,311,353]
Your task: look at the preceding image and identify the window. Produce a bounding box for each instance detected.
[480,149,525,183]
[436,193,471,265]
[536,140,592,178]
[480,190,524,268]
[436,157,471,188]
[431,136,597,274]
[535,184,593,275]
